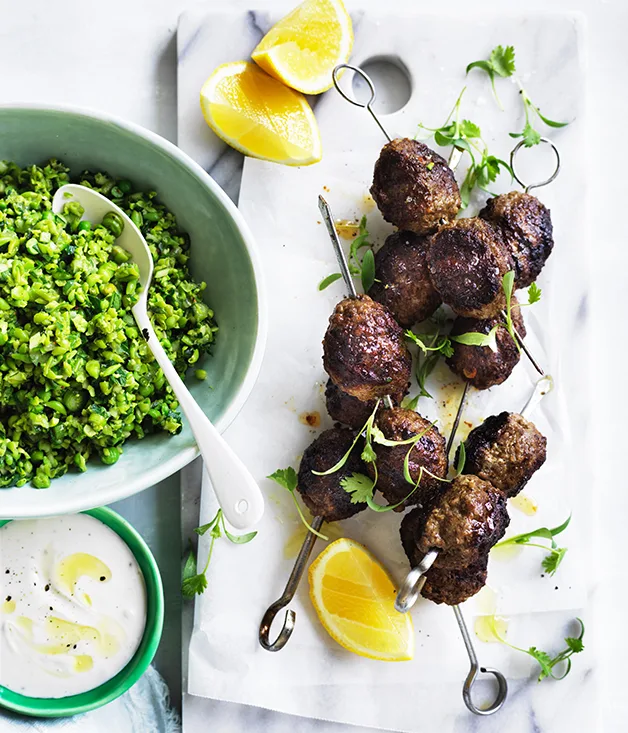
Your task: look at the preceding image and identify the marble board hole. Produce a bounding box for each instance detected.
[352,56,412,115]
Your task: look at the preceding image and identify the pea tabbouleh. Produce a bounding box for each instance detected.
[0,159,217,489]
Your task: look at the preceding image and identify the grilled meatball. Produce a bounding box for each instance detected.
[458,412,547,497]
[411,474,509,569]
[367,231,442,327]
[323,295,412,402]
[446,300,525,390]
[370,138,461,235]
[480,191,553,288]
[421,557,489,606]
[400,506,490,605]
[367,408,448,511]
[427,218,514,319]
[297,428,368,522]
[324,379,405,430]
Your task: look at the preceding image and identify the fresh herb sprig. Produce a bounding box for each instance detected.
[268,467,329,540]
[319,216,375,292]
[467,45,568,146]
[487,616,585,682]
[181,509,257,598]
[466,45,516,109]
[310,400,445,511]
[495,515,571,575]
[416,88,512,208]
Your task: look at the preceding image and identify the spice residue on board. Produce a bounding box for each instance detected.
[299,411,321,428]
[334,219,360,240]
[510,493,538,516]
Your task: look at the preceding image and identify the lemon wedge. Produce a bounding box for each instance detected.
[200,61,322,166]
[252,0,353,95]
[309,538,414,661]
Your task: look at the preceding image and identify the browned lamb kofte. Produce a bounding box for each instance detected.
[399,474,509,605]
[370,138,461,235]
[427,218,514,319]
[457,412,547,497]
[367,231,442,328]
[297,427,368,522]
[323,295,411,402]
[446,298,526,390]
[366,408,448,511]
[479,191,554,288]
[324,379,405,430]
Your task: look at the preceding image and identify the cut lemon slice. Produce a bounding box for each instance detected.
[309,538,414,661]
[251,0,353,95]
[200,61,322,166]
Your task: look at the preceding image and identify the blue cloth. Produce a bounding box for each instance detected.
[0,667,180,733]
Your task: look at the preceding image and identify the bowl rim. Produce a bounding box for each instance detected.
[0,507,164,717]
[0,103,268,515]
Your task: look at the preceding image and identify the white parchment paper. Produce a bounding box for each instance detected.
[187,13,591,732]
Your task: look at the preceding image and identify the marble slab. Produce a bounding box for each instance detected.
[178,8,596,733]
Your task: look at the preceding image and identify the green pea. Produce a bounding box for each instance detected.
[100,446,121,465]
[102,211,124,238]
[32,474,51,489]
[118,180,132,194]
[194,369,207,381]
[63,389,86,413]
[78,220,92,231]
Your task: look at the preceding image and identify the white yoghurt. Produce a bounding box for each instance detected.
[0,514,147,698]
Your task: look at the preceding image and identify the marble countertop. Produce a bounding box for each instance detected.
[0,0,626,730]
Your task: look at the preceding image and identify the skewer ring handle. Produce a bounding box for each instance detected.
[332,64,377,108]
[259,600,296,652]
[510,137,561,193]
[463,665,509,716]
[395,549,439,613]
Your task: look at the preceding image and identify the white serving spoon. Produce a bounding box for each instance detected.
[52,184,264,530]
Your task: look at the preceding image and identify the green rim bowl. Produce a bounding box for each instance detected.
[0,507,164,718]
[0,104,267,519]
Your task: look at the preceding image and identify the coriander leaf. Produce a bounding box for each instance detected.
[182,545,197,583]
[416,352,439,400]
[318,273,342,291]
[269,465,328,539]
[361,441,377,463]
[455,442,466,476]
[490,45,516,77]
[361,248,375,292]
[460,119,482,138]
[528,647,554,681]
[522,122,542,147]
[565,633,584,655]
[182,573,208,599]
[528,282,542,304]
[541,547,567,575]
[219,513,257,545]
[548,514,572,537]
[340,472,375,504]
[536,110,569,128]
[194,507,222,536]
[451,324,500,353]
[401,394,420,411]
[267,467,298,492]
[501,271,519,349]
[465,59,494,77]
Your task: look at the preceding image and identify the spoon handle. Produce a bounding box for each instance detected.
[135,313,264,530]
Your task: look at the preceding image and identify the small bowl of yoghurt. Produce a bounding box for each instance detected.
[0,507,163,717]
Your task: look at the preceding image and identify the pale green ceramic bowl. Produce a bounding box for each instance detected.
[0,105,266,519]
[0,507,164,717]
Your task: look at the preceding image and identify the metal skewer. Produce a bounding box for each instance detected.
[259,195,392,652]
